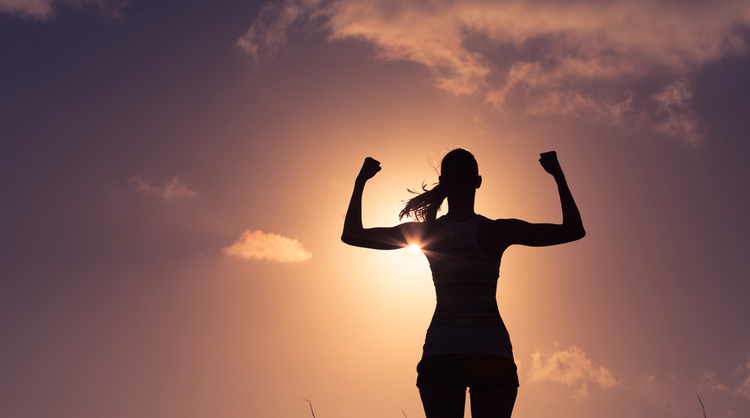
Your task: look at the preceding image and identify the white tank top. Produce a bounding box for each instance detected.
[422,214,513,359]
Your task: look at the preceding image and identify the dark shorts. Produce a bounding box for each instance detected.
[416,353,519,392]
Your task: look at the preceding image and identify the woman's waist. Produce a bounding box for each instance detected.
[429,310,505,327]
[434,296,499,310]
[422,325,513,358]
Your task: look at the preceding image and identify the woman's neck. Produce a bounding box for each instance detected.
[446,195,476,221]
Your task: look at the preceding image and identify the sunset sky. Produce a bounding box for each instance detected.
[2,1,750,417]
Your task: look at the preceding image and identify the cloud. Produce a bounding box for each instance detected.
[222,230,312,263]
[734,356,750,400]
[240,0,750,142]
[133,176,198,201]
[0,0,127,20]
[528,345,622,399]
[700,371,729,392]
[237,0,307,64]
[650,79,704,145]
[0,0,54,18]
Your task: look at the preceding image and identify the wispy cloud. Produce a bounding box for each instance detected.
[528,345,622,399]
[0,0,54,18]
[734,355,750,400]
[237,0,307,64]
[133,176,198,201]
[240,0,750,142]
[222,230,312,263]
[700,371,729,392]
[651,79,704,145]
[0,0,127,20]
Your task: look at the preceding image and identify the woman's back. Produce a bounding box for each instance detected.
[422,214,513,358]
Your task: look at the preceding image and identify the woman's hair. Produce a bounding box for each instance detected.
[399,148,479,222]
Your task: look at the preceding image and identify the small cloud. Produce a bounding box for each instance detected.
[650,79,704,145]
[133,176,198,201]
[528,345,622,399]
[236,0,306,65]
[0,0,55,19]
[0,0,127,20]
[700,371,729,392]
[734,356,750,400]
[222,230,312,263]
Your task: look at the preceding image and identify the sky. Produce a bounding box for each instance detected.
[1,1,750,417]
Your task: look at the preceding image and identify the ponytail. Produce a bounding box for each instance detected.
[398,183,448,222]
[399,148,478,222]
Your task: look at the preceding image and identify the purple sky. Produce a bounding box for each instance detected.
[2,1,750,418]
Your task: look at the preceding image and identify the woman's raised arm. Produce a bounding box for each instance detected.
[341,157,419,250]
[494,151,585,247]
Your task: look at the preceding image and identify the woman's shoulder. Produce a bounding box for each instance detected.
[476,217,519,259]
[478,216,527,227]
[416,218,449,252]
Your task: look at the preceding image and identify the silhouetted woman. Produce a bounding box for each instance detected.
[341,149,585,418]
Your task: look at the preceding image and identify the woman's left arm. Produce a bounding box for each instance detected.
[541,151,586,242]
[496,152,585,247]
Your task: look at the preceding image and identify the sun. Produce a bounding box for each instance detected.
[407,244,422,254]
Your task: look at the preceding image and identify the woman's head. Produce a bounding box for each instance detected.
[399,148,481,222]
[438,148,481,195]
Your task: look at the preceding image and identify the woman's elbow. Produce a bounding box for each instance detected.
[341,231,363,246]
[562,225,586,242]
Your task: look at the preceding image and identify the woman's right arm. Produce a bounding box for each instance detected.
[341,157,419,250]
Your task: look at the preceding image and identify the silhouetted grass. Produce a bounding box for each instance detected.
[301,400,408,418]
[697,394,707,418]
[302,399,316,418]
[302,396,709,418]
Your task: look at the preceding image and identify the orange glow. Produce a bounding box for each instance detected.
[407,243,421,254]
